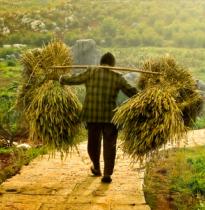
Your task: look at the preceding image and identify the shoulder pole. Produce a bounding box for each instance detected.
[52,65,161,75]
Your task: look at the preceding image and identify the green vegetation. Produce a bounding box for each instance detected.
[1,0,205,48]
[0,146,47,184]
[144,146,205,210]
[0,83,20,134]
[106,47,205,81]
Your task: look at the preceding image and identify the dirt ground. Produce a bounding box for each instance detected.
[0,129,204,210]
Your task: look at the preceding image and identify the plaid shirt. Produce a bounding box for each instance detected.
[60,67,137,123]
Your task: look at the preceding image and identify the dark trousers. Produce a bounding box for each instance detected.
[87,122,118,176]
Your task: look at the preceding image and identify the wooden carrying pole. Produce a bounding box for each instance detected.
[52,65,161,75]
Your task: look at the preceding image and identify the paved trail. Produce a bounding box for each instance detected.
[0,129,204,210]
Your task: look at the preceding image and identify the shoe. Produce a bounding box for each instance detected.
[101,176,112,183]
[90,166,101,176]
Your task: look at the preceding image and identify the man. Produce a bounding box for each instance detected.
[57,52,137,183]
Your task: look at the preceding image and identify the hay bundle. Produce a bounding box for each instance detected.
[40,40,73,77]
[113,56,203,159]
[20,48,42,79]
[113,86,186,160]
[16,48,43,109]
[17,39,82,153]
[26,80,82,152]
[138,56,203,126]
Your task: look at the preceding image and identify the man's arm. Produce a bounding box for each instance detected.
[59,69,90,85]
[119,76,137,97]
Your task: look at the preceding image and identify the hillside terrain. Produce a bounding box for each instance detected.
[1,0,205,48]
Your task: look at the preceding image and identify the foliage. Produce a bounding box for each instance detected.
[2,0,205,48]
[144,146,205,210]
[193,116,205,129]
[113,86,186,160]
[0,83,22,135]
[104,47,205,82]
[0,146,47,184]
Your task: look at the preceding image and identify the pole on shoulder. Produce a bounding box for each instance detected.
[51,65,161,75]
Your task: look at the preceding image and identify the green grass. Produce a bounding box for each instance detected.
[0,146,47,184]
[0,0,66,13]
[144,146,205,210]
[193,116,205,129]
[0,61,21,87]
[105,47,205,81]
[0,147,13,154]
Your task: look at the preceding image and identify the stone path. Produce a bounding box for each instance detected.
[0,129,204,210]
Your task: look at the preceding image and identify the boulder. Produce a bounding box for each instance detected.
[72,39,100,68]
[196,79,205,91]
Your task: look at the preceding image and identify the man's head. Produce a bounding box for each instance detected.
[100,52,115,66]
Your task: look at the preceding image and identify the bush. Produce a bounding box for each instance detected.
[144,147,205,210]
[7,60,16,67]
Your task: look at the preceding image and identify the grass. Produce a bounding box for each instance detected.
[0,0,66,13]
[105,47,205,81]
[0,146,47,184]
[144,146,205,210]
[0,60,21,88]
[193,116,205,129]
[0,147,13,154]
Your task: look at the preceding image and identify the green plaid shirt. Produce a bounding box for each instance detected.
[60,67,137,123]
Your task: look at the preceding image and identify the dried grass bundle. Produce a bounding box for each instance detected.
[113,56,203,160]
[16,48,43,109]
[40,40,73,78]
[20,48,42,78]
[26,80,82,152]
[138,56,203,126]
[16,39,82,153]
[113,86,186,160]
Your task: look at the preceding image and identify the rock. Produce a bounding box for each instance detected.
[196,79,205,91]
[123,72,139,86]
[31,20,45,31]
[13,44,27,48]
[16,143,31,150]
[0,139,9,147]
[71,39,101,68]
[1,26,10,35]
[3,44,11,48]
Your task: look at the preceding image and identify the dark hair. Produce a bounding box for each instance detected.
[100,52,115,66]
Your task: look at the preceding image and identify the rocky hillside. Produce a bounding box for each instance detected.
[1,0,205,48]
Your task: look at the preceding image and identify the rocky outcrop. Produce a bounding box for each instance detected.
[72,39,100,66]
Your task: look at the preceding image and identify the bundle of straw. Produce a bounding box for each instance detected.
[113,86,185,160]
[26,80,82,152]
[17,39,82,154]
[138,56,203,126]
[16,48,43,109]
[40,40,73,77]
[113,56,203,159]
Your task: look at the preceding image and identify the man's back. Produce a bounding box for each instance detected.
[60,67,136,123]
[83,68,124,122]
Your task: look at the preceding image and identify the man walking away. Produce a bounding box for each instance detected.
[56,52,137,183]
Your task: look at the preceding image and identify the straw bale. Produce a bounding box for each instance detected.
[16,39,82,154]
[26,80,82,153]
[113,56,203,160]
[113,86,186,160]
[138,56,203,126]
